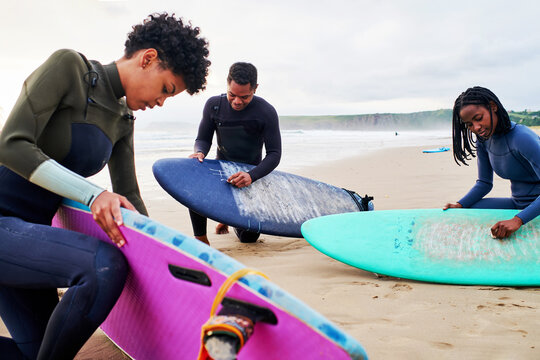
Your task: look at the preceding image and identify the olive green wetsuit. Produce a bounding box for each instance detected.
[0,49,145,359]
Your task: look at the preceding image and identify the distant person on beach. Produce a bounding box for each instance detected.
[188,62,281,245]
[443,86,540,239]
[0,13,210,359]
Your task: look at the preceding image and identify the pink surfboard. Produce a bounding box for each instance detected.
[52,199,367,359]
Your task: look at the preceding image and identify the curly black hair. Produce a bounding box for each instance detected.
[124,12,211,95]
[452,86,512,166]
[227,62,258,89]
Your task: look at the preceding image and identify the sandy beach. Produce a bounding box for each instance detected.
[2,144,539,359]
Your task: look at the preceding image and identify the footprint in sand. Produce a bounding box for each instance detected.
[392,283,413,291]
[383,283,413,299]
[432,341,453,349]
[352,281,380,287]
[477,302,535,311]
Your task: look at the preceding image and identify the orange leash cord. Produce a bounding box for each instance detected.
[197,268,269,360]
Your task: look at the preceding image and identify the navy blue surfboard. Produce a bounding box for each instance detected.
[153,158,373,238]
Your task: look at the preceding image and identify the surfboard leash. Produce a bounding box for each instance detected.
[197,269,270,360]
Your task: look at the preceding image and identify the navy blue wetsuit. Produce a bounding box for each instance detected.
[190,94,281,237]
[0,50,146,359]
[458,122,540,224]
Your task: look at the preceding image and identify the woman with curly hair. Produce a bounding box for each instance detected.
[444,86,540,239]
[0,12,210,359]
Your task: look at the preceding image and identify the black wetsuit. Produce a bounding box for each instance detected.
[0,49,146,359]
[190,94,281,238]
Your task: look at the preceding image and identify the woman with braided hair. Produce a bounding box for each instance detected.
[0,12,210,359]
[443,86,540,239]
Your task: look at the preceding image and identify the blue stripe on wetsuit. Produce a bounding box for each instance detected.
[0,123,112,225]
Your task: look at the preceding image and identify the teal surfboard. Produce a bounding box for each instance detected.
[301,209,540,286]
[422,146,450,153]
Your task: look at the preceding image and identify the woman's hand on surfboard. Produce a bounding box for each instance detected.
[443,202,462,210]
[227,171,252,188]
[91,191,136,247]
[189,152,205,162]
[490,216,523,239]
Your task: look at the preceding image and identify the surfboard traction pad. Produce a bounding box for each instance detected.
[301,209,540,286]
[153,158,372,237]
[52,199,367,359]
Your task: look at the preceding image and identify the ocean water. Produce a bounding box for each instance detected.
[89,127,451,194]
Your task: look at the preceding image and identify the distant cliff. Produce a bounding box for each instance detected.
[279,109,540,130]
[509,110,540,126]
[279,109,452,130]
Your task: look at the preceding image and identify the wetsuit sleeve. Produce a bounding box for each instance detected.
[247,106,282,182]
[29,159,105,207]
[0,50,86,178]
[108,134,148,216]
[193,99,216,155]
[458,144,494,207]
[514,131,540,224]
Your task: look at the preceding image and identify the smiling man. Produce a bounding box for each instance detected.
[188,62,282,245]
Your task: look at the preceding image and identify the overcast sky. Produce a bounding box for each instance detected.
[1,0,540,126]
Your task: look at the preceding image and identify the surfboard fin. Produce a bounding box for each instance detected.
[168,264,212,286]
[219,297,278,325]
[343,188,374,211]
[361,194,374,211]
[233,228,260,243]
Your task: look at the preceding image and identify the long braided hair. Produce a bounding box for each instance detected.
[452,86,512,165]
